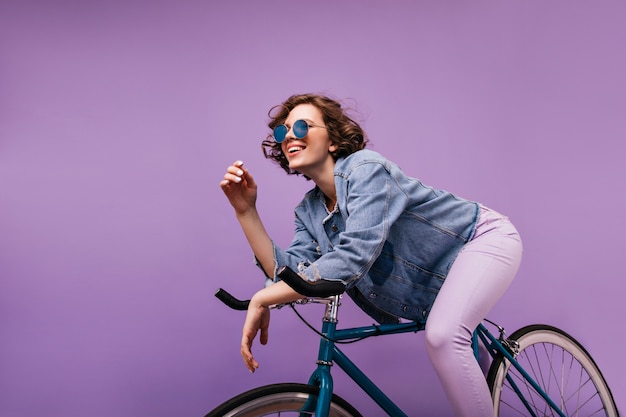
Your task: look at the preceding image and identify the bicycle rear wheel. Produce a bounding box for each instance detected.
[487,324,618,417]
[205,383,362,417]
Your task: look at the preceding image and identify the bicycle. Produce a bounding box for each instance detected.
[206,266,619,417]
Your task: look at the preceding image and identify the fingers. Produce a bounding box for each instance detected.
[241,301,260,373]
[260,325,269,346]
[241,335,259,373]
[221,160,244,184]
[240,301,270,373]
[220,160,255,187]
[260,308,270,345]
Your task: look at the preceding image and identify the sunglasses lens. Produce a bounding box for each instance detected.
[293,119,309,138]
[273,125,288,143]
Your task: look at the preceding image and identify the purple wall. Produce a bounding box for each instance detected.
[1,1,624,415]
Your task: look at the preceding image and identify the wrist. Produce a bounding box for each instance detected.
[235,207,259,220]
[250,292,271,311]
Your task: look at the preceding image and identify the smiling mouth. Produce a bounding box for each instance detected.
[287,145,305,154]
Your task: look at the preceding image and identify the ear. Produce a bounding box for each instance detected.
[329,142,338,153]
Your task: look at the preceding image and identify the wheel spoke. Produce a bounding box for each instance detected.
[488,325,618,417]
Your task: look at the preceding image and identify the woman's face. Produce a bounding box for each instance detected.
[280,104,337,178]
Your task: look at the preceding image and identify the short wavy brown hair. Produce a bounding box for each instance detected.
[261,93,368,177]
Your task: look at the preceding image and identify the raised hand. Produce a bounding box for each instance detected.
[220,160,258,215]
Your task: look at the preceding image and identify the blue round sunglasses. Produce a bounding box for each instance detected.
[273,119,326,143]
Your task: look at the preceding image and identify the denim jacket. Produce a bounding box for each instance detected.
[263,149,479,324]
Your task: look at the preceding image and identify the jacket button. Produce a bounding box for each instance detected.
[331,225,338,232]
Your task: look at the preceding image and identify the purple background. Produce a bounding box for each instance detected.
[1,1,624,416]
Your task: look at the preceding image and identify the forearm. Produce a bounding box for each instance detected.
[236,208,275,277]
[252,280,303,306]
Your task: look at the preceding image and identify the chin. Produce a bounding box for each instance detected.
[287,162,306,176]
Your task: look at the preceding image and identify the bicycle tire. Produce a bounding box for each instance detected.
[205,383,363,417]
[487,324,619,417]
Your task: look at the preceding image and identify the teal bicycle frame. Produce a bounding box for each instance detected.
[298,295,567,417]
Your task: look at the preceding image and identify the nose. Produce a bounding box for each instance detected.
[283,125,297,141]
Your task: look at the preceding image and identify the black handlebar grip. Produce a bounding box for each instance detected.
[215,267,346,310]
[215,288,250,311]
[277,266,346,297]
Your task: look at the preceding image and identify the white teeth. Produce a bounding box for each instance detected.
[288,146,304,153]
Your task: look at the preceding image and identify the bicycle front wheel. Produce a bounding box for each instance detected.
[487,324,618,417]
[205,383,362,417]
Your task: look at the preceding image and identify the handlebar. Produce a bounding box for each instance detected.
[214,266,347,311]
[214,288,250,311]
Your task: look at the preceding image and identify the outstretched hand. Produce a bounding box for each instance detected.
[220,160,258,215]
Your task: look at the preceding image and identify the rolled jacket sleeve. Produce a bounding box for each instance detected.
[254,212,324,284]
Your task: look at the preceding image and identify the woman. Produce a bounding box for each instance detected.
[219,93,523,417]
